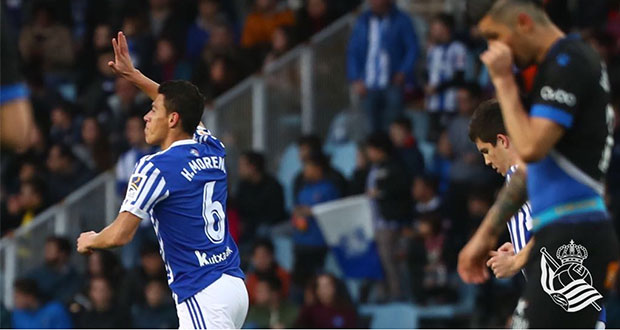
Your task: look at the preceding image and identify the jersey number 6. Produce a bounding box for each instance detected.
[202,181,226,244]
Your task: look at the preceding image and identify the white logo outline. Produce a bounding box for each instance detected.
[540,239,602,312]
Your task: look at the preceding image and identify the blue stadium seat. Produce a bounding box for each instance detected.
[276,143,302,211]
[325,141,358,180]
[271,234,294,272]
[359,303,419,329]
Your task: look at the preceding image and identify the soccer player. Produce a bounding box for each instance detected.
[467,100,607,328]
[77,32,248,329]
[458,0,619,328]
[468,99,533,281]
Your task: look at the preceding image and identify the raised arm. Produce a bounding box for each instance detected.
[458,166,528,283]
[108,31,159,100]
[481,41,564,162]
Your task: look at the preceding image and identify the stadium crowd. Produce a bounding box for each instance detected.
[1,0,620,328]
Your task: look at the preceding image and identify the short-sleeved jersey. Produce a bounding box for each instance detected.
[525,35,614,231]
[120,127,244,303]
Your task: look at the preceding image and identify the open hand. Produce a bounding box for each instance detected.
[108,31,136,78]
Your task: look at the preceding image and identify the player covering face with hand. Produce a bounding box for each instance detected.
[458,0,618,328]
[77,32,248,329]
[467,99,607,328]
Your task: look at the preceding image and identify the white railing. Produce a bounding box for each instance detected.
[208,13,357,184]
[0,171,118,308]
[0,12,358,308]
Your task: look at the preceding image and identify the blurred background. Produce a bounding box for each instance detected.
[1,0,619,328]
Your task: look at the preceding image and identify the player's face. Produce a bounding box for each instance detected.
[478,15,534,69]
[475,137,510,176]
[144,94,170,146]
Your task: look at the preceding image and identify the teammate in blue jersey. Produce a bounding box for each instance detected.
[458,1,619,328]
[77,31,248,329]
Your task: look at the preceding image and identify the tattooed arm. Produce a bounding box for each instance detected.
[457,166,528,283]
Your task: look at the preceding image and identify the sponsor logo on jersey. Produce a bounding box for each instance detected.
[540,86,577,106]
[194,246,234,267]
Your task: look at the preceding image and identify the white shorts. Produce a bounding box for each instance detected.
[176,274,249,329]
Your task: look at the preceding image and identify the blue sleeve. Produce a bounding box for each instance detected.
[529,53,586,129]
[396,15,418,76]
[347,18,366,82]
[0,83,29,105]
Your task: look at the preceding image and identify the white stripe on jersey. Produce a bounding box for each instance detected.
[120,159,169,220]
[505,165,533,255]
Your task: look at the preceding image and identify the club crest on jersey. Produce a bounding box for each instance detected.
[540,240,602,313]
[126,174,146,201]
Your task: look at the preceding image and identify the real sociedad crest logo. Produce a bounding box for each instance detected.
[540,240,602,312]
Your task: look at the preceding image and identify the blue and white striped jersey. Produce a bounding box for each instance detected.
[505,165,533,255]
[425,41,467,113]
[364,16,390,89]
[119,127,243,303]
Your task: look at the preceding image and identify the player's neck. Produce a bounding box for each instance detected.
[160,131,192,150]
[535,25,566,64]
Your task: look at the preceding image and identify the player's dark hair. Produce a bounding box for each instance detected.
[252,238,275,255]
[365,132,394,155]
[241,151,266,174]
[297,135,323,152]
[158,80,205,135]
[46,236,72,256]
[14,278,40,299]
[468,99,506,145]
[391,116,412,132]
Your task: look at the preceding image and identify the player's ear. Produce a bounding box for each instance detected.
[168,112,180,128]
[497,134,509,148]
[516,12,534,33]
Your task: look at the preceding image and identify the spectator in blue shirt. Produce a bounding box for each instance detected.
[11,278,73,329]
[347,0,419,133]
[291,152,341,289]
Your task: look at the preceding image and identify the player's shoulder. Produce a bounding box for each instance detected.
[135,141,191,170]
[194,127,226,154]
[544,37,599,74]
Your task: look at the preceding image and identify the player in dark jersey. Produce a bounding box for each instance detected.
[458,0,619,328]
[0,13,34,150]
